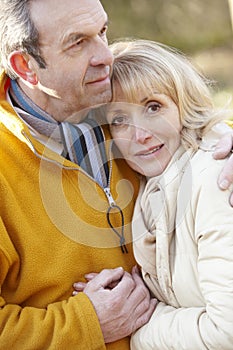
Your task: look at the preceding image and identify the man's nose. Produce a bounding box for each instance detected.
[90,37,114,67]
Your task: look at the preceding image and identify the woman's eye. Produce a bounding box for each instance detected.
[147,102,161,114]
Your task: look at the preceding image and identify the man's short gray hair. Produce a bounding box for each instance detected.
[0,0,46,78]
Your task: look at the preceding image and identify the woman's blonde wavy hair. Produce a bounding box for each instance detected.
[110,39,226,150]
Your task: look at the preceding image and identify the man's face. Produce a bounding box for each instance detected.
[29,0,113,121]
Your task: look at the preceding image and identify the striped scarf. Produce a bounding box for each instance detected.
[9,79,109,188]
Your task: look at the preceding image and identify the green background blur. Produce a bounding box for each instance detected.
[102,0,233,115]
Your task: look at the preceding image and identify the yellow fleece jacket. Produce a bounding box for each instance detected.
[0,72,139,349]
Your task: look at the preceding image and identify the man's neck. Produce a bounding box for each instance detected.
[17,79,84,123]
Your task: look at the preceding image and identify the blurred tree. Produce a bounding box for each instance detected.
[102,0,232,53]
[229,0,233,28]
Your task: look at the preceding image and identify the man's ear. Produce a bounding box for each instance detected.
[8,51,38,85]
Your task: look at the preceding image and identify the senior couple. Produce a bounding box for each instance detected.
[0,0,232,349]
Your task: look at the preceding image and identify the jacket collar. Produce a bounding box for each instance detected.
[0,71,112,170]
[0,72,81,167]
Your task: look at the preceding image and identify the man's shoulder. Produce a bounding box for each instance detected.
[191,148,226,178]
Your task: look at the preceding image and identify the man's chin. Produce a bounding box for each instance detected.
[88,89,112,108]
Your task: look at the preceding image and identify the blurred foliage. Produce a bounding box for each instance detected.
[102,0,232,53]
[102,0,233,118]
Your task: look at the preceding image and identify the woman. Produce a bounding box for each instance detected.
[105,39,233,349]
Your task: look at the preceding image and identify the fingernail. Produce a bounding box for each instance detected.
[115,266,124,272]
[230,197,233,207]
[219,179,230,190]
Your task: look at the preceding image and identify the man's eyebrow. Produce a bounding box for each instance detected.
[62,33,83,46]
[62,20,109,47]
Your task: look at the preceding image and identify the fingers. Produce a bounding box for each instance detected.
[131,264,142,278]
[83,267,126,292]
[72,281,87,295]
[230,193,233,207]
[80,269,136,343]
[73,273,98,295]
[213,132,233,160]
[83,272,120,290]
[84,272,98,281]
[127,266,152,314]
[76,266,157,343]
[109,269,137,298]
[73,268,125,295]
[132,298,158,332]
[217,153,233,200]
[131,265,149,302]
[114,266,157,335]
[213,131,233,205]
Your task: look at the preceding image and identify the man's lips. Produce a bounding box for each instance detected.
[88,75,110,84]
[135,144,164,156]
[86,73,110,85]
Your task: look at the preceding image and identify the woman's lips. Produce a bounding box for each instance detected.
[135,144,164,157]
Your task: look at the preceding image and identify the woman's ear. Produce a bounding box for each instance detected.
[8,51,38,85]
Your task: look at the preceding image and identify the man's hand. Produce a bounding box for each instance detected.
[73,266,157,343]
[213,131,233,205]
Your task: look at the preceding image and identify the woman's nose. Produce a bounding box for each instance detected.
[133,125,153,143]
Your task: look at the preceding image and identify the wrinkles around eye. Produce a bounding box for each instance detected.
[111,115,129,126]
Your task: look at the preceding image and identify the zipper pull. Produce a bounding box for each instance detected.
[104,187,116,207]
[104,187,128,254]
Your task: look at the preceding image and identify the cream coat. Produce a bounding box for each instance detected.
[131,126,233,350]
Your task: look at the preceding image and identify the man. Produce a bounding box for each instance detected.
[0,0,232,349]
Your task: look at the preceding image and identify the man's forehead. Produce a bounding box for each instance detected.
[29,0,106,32]
[29,0,107,45]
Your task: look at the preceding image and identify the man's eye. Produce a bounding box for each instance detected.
[111,115,128,126]
[99,25,108,37]
[68,38,85,51]
[76,38,84,46]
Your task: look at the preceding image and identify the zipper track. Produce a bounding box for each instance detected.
[22,131,116,206]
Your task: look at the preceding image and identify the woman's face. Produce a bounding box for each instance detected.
[107,82,182,177]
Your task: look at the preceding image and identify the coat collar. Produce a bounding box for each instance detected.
[0,71,112,170]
